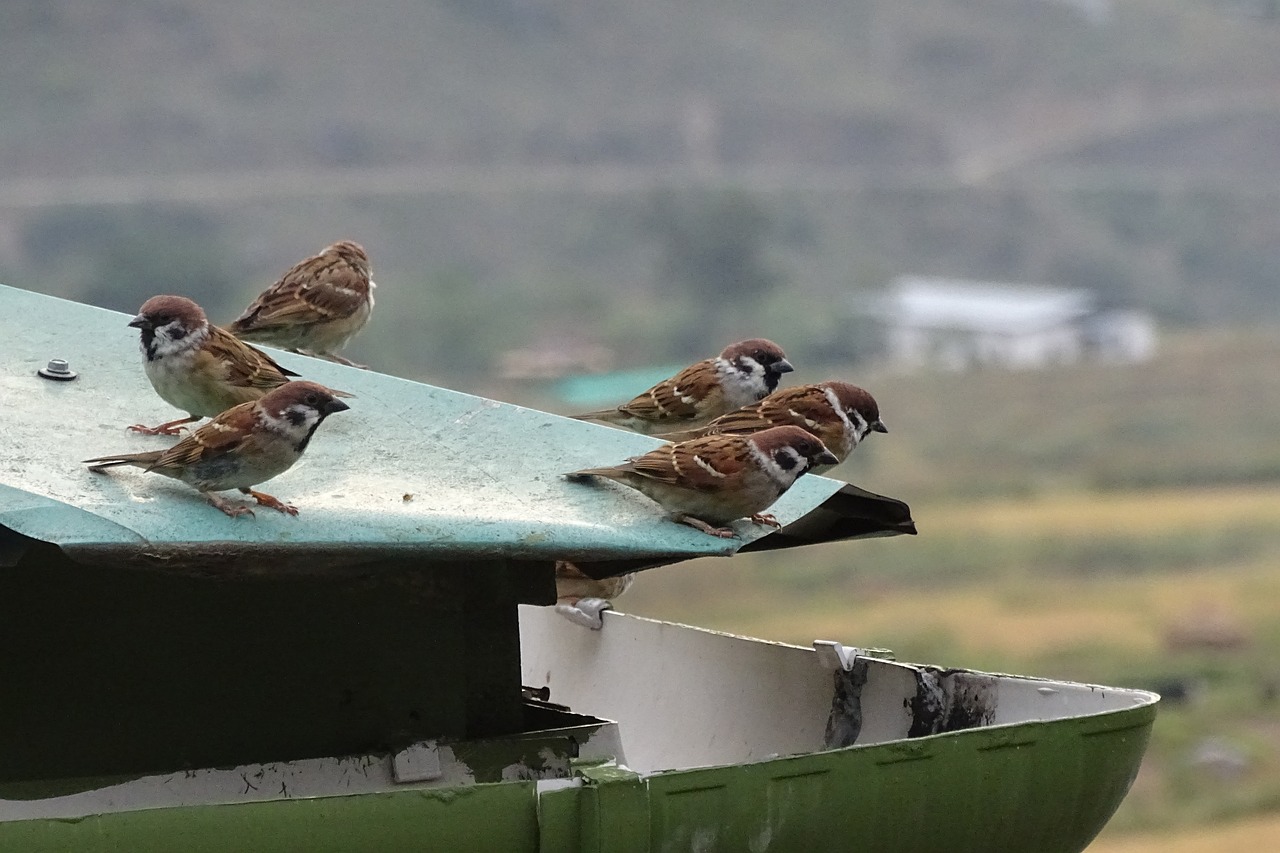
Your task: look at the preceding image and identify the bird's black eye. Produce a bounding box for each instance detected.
[305,393,321,407]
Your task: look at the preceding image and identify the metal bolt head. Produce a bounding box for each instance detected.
[38,358,78,381]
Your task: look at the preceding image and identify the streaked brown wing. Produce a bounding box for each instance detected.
[627,434,750,490]
[146,403,256,472]
[237,254,368,330]
[205,327,295,390]
[618,360,723,422]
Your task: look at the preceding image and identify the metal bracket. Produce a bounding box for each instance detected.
[813,640,895,670]
[813,640,861,671]
[554,598,613,630]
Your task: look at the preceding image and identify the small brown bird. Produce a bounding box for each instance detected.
[566,424,837,538]
[128,295,299,436]
[658,381,887,473]
[555,560,635,606]
[571,339,793,435]
[85,381,350,518]
[227,240,375,367]
[554,560,635,630]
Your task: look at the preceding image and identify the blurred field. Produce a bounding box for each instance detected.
[612,328,1280,844]
[1089,813,1280,852]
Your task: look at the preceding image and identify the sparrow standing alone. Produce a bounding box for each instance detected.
[84,381,350,518]
[228,240,375,368]
[128,295,298,436]
[658,381,887,473]
[571,339,794,435]
[566,424,838,538]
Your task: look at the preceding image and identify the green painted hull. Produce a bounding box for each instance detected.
[0,701,1152,853]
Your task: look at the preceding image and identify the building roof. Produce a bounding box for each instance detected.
[874,276,1095,334]
[0,285,913,576]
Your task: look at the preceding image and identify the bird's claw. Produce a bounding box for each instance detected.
[676,515,739,538]
[206,494,256,518]
[128,423,188,436]
[245,489,299,516]
[750,512,782,529]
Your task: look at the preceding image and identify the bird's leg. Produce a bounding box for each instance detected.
[675,514,738,539]
[749,512,782,529]
[204,492,256,518]
[128,415,199,436]
[240,488,299,516]
[321,352,368,370]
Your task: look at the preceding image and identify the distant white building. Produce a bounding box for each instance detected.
[862,276,1156,372]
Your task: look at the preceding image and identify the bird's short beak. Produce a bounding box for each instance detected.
[872,420,888,434]
[775,359,794,374]
[815,448,840,466]
[325,398,351,415]
[127,314,152,330]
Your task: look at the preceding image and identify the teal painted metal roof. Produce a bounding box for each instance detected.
[0,284,913,572]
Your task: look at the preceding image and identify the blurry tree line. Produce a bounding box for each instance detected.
[13,180,1280,384]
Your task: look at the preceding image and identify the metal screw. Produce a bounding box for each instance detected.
[38,358,78,381]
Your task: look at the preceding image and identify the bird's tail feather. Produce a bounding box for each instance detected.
[83,452,163,472]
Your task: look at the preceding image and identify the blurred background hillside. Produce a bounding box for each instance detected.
[3,0,1280,848]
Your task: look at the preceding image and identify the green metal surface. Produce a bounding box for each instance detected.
[0,783,541,853]
[0,696,1155,853]
[637,702,1155,853]
[0,283,908,574]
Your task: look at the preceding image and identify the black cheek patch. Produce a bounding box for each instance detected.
[140,329,158,360]
[285,408,308,427]
[773,449,798,471]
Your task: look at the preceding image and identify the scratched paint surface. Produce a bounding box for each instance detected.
[0,284,845,564]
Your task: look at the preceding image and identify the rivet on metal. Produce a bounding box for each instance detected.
[38,358,78,381]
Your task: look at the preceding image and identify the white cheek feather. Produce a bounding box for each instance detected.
[748,441,802,487]
[257,405,320,438]
[151,322,208,359]
[823,386,857,441]
[849,409,870,442]
[718,356,768,406]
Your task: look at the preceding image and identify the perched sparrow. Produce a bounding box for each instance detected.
[555,560,635,605]
[553,560,634,630]
[565,424,837,538]
[126,295,300,436]
[227,240,375,367]
[658,381,887,473]
[84,381,349,518]
[571,339,794,435]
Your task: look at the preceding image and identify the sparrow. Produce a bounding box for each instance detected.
[565,424,838,538]
[657,381,887,473]
[571,338,794,435]
[555,560,635,605]
[227,240,375,367]
[553,560,635,630]
[127,295,301,436]
[84,381,349,518]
